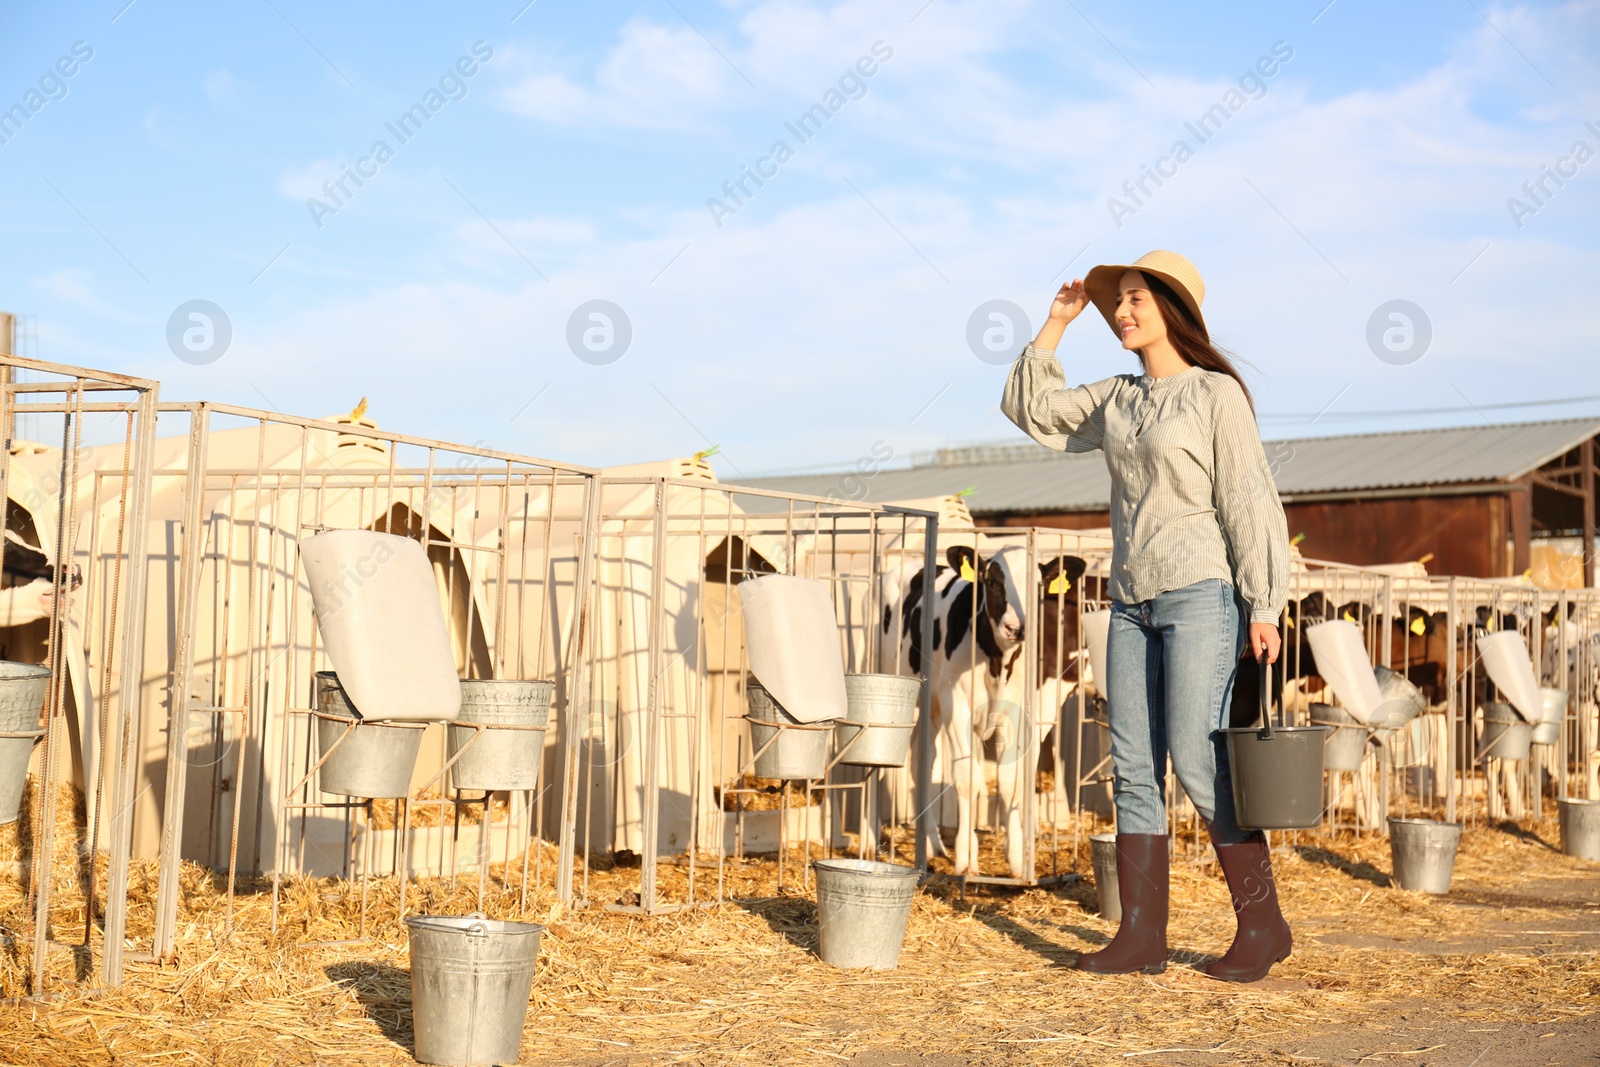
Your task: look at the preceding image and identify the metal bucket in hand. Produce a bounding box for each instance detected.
[1223,659,1330,831]
[447,680,553,792]
[407,914,544,1066]
[0,662,50,824]
[813,858,919,969]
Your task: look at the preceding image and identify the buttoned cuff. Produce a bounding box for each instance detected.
[1249,608,1281,625]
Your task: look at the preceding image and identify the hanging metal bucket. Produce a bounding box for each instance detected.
[1388,817,1462,893]
[834,673,920,768]
[407,915,544,1067]
[1373,666,1427,729]
[1089,833,1119,921]
[1479,702,1531,761]
[1558,798,1600,862]
[813,858,919,969]
[314,672,427,798]
[447,680,553,792]
[0,662,50,825]
[1223,660,1330,831]
[1310,703,1369,774]
[747,681,831,780]
[1532,688,1568,748]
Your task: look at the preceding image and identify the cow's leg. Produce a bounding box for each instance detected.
[922,685,953,861]
[948,678,980,875]
[988,695,1028,879]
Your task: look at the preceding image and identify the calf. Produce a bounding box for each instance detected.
[879,543,1086,878]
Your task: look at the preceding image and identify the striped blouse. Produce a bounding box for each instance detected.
[1001,342,1290,624]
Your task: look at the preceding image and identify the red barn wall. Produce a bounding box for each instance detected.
[983,491,1514,578]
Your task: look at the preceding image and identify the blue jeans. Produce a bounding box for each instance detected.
[1106,578,1253,845]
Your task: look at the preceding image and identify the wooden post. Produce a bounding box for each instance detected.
[1511,477,1532,577]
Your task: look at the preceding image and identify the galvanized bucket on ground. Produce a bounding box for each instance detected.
[813,858,919,969]
[447,680,553,792]
[1479,701,1531,761]
[0,662,50,825]
[1310,703,1369,774]
[1558,798,1600,862]
[1388,817,1462,894]
[1373,666,1427,729]
[314,672,427,798]
[1223,660,1330,831]
[1089,833,1119,921]
[1532,687,1568,747]
[834,673,920,768]
[407,915,544,1067]
[747,681,831,780]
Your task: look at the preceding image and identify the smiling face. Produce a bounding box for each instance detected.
[1113,269,1168,353]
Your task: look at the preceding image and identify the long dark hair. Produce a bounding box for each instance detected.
[1140,272,1257,414]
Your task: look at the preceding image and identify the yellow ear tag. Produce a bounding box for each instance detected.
[1286,614,1296,629]
[1046,574,1071,595]
[1341,611,1356,624]
[1410,616,1427,636]
[960,560,976,583]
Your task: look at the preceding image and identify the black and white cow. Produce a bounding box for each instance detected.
[879,542,1087,878]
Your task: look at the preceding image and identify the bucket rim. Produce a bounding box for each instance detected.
[843,671,921,684]
[1088,832,1117,843]
[405,914,547,936]
[0,661,51,681]
[1386,816,1462,829]
[1557,797,1600,809]
[1221,724,1332,736]
[458,677,555,691]
[811,858,919,879]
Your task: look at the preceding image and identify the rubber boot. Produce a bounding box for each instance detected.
[1075,833,1168,975]
[1205,831,1292,982]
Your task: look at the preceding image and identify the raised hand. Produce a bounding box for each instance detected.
[1048,278,1090,324]
[1031,278,1089,350]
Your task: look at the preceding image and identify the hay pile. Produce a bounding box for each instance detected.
[0,787,1596,1066]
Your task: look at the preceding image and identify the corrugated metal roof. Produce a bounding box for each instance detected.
[730,417,1600,515]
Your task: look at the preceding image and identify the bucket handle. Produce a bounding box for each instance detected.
[1257,653,1275,741]
[465,911,489,940]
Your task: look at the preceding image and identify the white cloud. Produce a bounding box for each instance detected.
[497,19,740,132]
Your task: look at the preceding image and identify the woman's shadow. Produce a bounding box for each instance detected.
[326,961,413,1052]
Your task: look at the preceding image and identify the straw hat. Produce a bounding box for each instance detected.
[1082,250,1208,341]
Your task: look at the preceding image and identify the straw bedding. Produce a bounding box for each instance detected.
[0,788,1595,1066]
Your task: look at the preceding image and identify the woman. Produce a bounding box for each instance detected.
[1000,250,1293,983]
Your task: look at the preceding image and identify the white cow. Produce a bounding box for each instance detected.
[879,542,1086,878]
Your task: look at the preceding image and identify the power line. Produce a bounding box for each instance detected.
[1258,394,1600,421]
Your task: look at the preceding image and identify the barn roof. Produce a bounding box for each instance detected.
[729,417,1600,515]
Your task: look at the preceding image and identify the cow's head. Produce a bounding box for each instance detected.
[947,544,1024,648]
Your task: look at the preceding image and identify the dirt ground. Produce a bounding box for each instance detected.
[1,812,1597,1067]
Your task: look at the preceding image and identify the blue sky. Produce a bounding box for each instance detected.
[1,0,1596,480]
